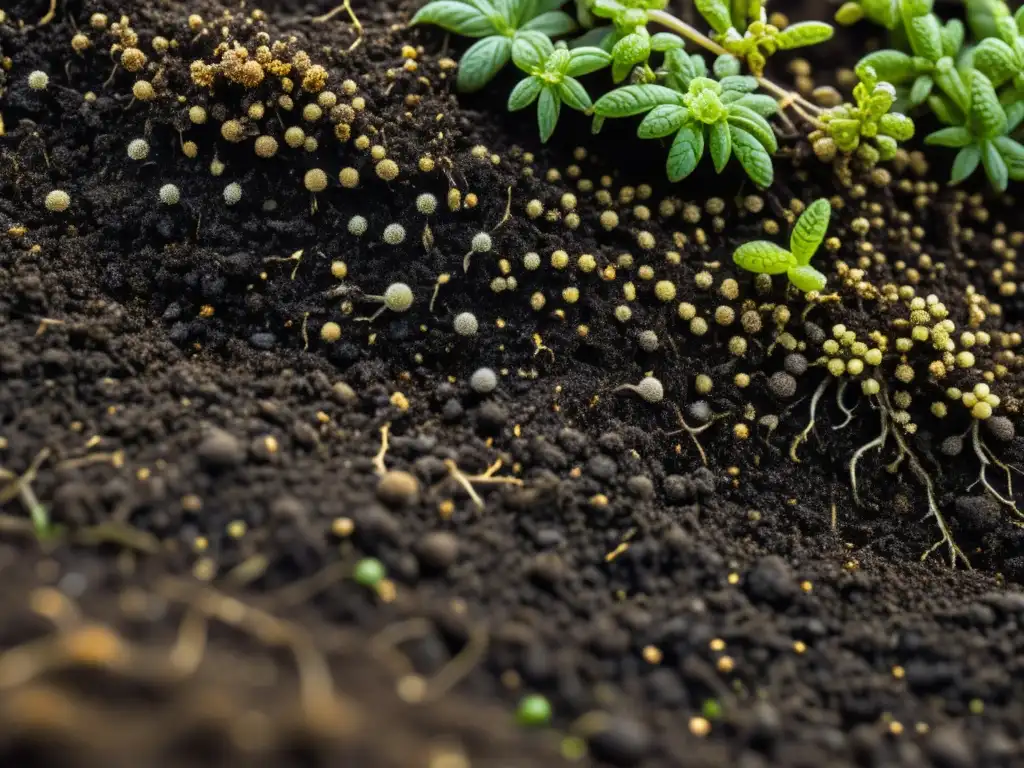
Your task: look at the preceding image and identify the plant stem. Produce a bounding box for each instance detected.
[647,9,825,130]
[647,9,728,56]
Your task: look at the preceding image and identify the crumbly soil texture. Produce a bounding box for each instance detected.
[2,0,1024,765]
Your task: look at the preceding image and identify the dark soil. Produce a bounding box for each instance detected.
[2,0,1024,765]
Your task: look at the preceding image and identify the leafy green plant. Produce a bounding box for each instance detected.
[592,63,779,185]
[732,198,831,292]
[810,65,915,166]
[925,70,1024,191]
[410,0,578,91]
[694,0,834,75]
[508,34,611,140]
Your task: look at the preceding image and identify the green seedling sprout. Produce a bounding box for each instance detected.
[732,198,831,292]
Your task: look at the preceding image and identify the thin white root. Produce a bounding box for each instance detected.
[790,376,830,463]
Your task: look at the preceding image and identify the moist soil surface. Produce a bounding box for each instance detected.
[2,0,1024,766]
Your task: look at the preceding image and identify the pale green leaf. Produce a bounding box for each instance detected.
[855,50,915,84]
[733,240,795,275]
[410,1,497,37]
[520,10,577,35]
[787,265,828,293]
[556,77,591,110]
[790,198,831,266]
[926,93,962,125]
[733,93,779,116]
[995,136,1024,180]
[611,32,651,82]
[906,12,943,61]
[940,18,964,56]
[512,31,553,71]
[537,86,561,142]
[1006,101,1024,132]
[972,38,1020,88]
[925,125,972,147]
[637,104,691,138]
[713,54,742,78]
[457,36,512,92]
[950,144,981,185]
[719,75,758,93]
[593,84,686,117]
[666,124,705,182]
[878,112,915,140]
[508,75,543,110]
[650,32,685,51]
[861,0,900,28]
[775,21,835,50]
[695,0,733,34]
[566,46,612,76]
[708,121,731,172]
[981,139,1009,191]
[726,107,777,151]
[969,71,1008,138]
[909,74,933,105]
[933,58,969,112]
[730,124,774,187]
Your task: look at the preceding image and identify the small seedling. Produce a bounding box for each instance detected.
[732,197,831,292]
[615,375,664,403]
[353,557,386,587]
[516,693,553,727]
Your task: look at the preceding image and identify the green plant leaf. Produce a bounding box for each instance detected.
[1006,101,1024,132]
[666,124,705,181]
[719,75,758,93]
[906,12,943,61]
[593,84,686,117]
[950,143,981,184]
[878,112,915,140]
[834,1,864,26]
[940,18,965,56]
[787,265,828,293]
[709,120,732,172]
[862,0,900,28]
[733,240,795,275]
[557,76,592,110]
[726,107,777,151]
[508,75,544,109]
[775,21,835,50]
[695,0,733,34]
[729,124,774,187]
[512,30,554,70]
[909,74,933,105]
[457,36,513,91]
[856,50,915,84]
[732,93,779,116]
[566,46,612,75]
[637,104,691,138]
[933,59,970,112]
[650,32,685,51]
[876,135,898,159]
[611,32,651,82]
[521,10,577,34]
[972,38,1020,88]
[924,125,973,147]
[926,93,962,125]
[981,139,1009,191]
[790,198,831,265]
[537,86,561,141]
[713,54,742,78]
[410,1,498,37]
[969,71,1008,138]
[994,135,1024,177]
[572,26,614,47]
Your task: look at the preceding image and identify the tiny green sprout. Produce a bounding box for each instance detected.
[410,0,578,92]
[516,693,553,727]
[701,698,723,720]
[353,557,386,587]
[593,72,779,185]
[508,35,611,142]
[924,70,1024,192]
[694,0,834,75]
[811,65,914,167]
[733,197,831,293]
